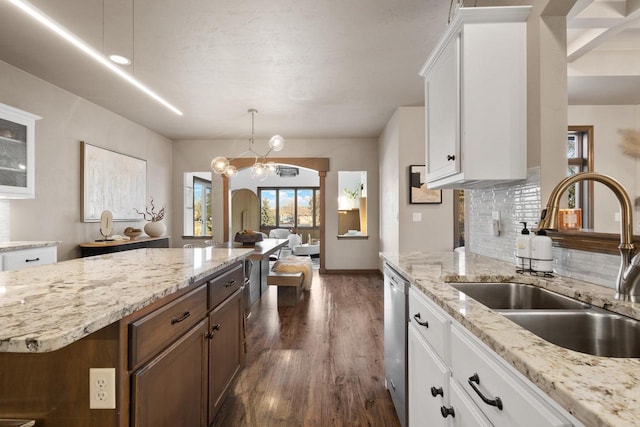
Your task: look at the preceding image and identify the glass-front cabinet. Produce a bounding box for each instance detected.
[0,103,40,198]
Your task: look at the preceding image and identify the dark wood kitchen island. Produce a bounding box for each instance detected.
[0,246,252,427]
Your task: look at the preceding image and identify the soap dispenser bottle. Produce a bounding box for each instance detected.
[516,222,532,269]
[531,229,553,273]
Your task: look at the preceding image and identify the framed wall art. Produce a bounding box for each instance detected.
[81,141,147,222]
[409,165,442,204]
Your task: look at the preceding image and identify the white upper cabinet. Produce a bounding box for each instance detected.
[0,103,40,198]
[420,6,530,189]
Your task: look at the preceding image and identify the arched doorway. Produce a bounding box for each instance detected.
[222,157,329,273]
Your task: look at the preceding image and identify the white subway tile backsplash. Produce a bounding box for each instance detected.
[467,167,619,288]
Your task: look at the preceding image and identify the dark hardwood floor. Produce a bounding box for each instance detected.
[212,271,401,427]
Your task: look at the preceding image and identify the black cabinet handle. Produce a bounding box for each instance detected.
[224,279,236,288]
[25,257,40,263]
[468,373,503,410]
[430,386,443,397]
[447,154,455,161]
[413,313,429,328]
[206,323,221,339]
[440,406,455,418]
[170,311,191,325]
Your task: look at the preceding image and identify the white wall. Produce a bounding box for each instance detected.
[568,105,640,234]
[0,60,173,260]
[172,138,380,270]
[379,107,454,258]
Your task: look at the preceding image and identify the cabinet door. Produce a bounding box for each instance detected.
[208,289,244,423]
[447,379,492,427]
[408,324,450,427]
[131,319,207,427]
[0,103,38,198]
[425,33,460,182]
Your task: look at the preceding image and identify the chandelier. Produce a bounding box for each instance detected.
[211,109,284,180]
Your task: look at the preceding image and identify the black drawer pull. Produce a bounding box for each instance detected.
[440,406,455,418]
[25,257,40,263]
[430,386,443,397]
[447,154,455,161]
[170,311,191,325]
[224,279,237,288]
[468,373,503,410]
[413,313,429,328]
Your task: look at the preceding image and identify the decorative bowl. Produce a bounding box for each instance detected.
[124,227,143,240]
[234,230,263,246]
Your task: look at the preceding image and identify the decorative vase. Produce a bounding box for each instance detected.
[144,221,166,237]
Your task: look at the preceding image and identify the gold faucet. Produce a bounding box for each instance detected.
[539,171,640,301]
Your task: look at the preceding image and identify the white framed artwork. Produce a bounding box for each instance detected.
[81,141,147,222]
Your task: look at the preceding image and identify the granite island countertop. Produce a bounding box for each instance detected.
[0,247,252,353]
[381,250,640,427]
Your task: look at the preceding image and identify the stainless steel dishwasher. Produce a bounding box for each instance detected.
[384,263,408,427]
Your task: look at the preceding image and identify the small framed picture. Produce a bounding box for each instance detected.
[409,165,442,204]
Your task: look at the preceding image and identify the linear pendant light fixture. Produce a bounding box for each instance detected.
[211,109,284,180]
[8,0,183,116]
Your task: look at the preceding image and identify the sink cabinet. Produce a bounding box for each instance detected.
[408,287,581,426]
[419,6,529,189]
[0,103,40,198]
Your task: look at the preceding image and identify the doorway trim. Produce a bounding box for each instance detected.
[222,157,330,273]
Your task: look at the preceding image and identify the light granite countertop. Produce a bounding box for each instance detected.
[381,250,640,427]
[0,247,252,353]
[0,241,61,252]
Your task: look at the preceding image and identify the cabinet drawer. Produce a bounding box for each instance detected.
[409,287,449,363]
[129,284,207,369]
[2,246,56,271]
[209,262,244,310]
[450,324,571,427]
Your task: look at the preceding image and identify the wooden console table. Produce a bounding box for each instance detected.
[79,236,170,257]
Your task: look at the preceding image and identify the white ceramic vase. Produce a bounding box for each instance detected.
[144,221,166,237]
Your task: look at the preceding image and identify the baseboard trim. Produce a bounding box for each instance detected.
[322,269,381,275]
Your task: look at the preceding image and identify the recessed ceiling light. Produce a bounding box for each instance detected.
[8,0,183,116]
[109,54,131,65]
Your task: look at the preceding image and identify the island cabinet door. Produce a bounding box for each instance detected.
[207,288,244,424]
[131,319,207,427]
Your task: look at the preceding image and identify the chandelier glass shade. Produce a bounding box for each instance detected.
[211,109,284,180]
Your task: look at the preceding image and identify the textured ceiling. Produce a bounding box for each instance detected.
[0,1,637,142]
[0,0,450,140]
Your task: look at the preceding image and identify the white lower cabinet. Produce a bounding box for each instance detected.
[408,324,449,426]
[447,379,492,427]
[450,323,572,427]
[408,287,580,427]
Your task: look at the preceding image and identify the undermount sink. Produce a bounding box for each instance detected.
[450,282,591,310]
[502,310,640,358]
[450,282,640,357]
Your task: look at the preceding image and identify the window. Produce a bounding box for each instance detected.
[193,177,212,236]
[567,126,594,229]
[259,187,320,230]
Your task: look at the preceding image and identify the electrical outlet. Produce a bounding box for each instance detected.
[89,368,116,409]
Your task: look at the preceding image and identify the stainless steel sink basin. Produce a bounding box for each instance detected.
[450,282,591,310]
[502,310,640,358]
